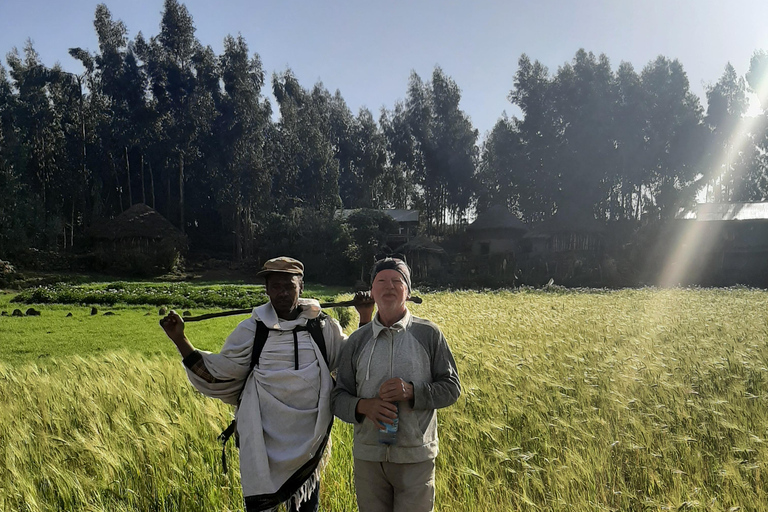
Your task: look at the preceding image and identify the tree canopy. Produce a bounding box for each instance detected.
[2,1,768,265]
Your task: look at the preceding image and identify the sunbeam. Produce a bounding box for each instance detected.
[657,110,764,287]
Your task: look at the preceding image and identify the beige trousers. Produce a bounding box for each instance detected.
[353,459,436,512]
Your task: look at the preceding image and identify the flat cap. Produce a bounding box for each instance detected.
[256,256,304,278]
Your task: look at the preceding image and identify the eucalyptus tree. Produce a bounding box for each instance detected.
[743,50,768,200]
[6,42,61,241]
[138,0,218,232]
[332,97,389,209]
[214,34,271,259]
[705,63,750,202]
[0,62,27,253]
[429,67,477,228]
[475,116,526,215]
[612,62,646,219]
[550,50,617,223]
[639,56,705,219]
[352,107,390,207]
[380,102,418,209]
[384,68,477,233]
[506,54,559,222]
[271,71,341,212]
[47,65,92,248]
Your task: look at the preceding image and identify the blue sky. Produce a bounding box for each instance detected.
[2,0,768,137]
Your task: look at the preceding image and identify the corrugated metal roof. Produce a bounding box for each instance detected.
[678,203,768,221]
[384,209,419,223]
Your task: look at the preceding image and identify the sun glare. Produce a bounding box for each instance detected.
[658,104,764,287]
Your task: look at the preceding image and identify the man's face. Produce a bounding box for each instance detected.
[265,273,303,318]
[371,269,409,312]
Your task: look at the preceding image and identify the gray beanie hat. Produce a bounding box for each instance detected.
[370,257,412,293]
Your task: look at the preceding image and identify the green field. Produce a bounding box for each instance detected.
[2,287,768,511]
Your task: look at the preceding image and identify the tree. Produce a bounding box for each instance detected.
[705,63,750,202]
[139,0,218,233]
[6,42,65,246]
[0,62,29,254]
[506,54,559,221]
[214,34,271,259]
[639,56,705,219]
[743,51,768,201]
[549,50,617,222]
[272,71,341,211]
[384,68,478,234]
[612,62,646,220]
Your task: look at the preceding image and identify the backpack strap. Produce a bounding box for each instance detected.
[250,320,270,373]
[305,313,328,366]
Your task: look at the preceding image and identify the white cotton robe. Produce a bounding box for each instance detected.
[183,299,345,498]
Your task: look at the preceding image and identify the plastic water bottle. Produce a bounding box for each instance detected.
[378,403,399,445]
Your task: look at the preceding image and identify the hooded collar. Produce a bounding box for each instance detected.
[252,298,321,330]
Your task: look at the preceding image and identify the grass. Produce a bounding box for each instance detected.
[0,285,351,365]
[2,287,768,510]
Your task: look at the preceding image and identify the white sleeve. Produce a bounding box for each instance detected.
[183,317,256,405]
[322,317,347,372]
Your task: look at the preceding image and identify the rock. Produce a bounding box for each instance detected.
[144,312,151,316]
[66,312,73,317]
[103,311,115,316]
[159,306,167,315]
[182,310,191,317]
[0,311,7,316]
[91,307,98,316]
[12,309,23,317]
[25,308,41,316]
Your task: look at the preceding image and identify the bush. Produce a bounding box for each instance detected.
[0,259,18,287]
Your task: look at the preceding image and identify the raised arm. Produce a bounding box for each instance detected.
[160,310,195,358]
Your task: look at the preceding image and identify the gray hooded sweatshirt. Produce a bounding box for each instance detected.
[332,309,461,463]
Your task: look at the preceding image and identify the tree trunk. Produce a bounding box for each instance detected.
[234,204,242,261]
[125,146,132,207]
[179,152,185,234]
[110,152,124,212]
[149,160,156,209]
[140,153,146,204]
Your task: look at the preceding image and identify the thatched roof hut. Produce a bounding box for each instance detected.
[89,204,185,243]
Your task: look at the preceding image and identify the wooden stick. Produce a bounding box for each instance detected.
[183,296,423,322]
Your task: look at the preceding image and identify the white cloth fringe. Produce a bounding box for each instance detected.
[286,436,332,511]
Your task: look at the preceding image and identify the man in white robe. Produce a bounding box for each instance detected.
[161,256,373,511]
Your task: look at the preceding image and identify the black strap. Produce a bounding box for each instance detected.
[250,320,270,373]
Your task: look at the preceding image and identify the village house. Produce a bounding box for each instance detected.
[670,202,768,286]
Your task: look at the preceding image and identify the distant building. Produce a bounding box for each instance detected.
[394,235,446,279]
[336,208,420,246]
[89,203,187,274]
[516,212,606,285]
[466,205,528,256]
[671,202,768,286]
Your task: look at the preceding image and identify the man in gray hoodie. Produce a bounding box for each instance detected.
[332,256,461,512]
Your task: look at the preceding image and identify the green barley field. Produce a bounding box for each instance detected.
[2,286,768,511]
